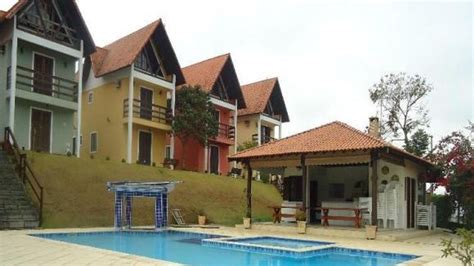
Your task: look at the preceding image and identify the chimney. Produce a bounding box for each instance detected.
[368,117,380,138]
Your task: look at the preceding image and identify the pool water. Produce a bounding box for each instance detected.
[33,231,417,266]
[227,236,333,249]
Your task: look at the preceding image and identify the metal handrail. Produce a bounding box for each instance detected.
[3,127,43,226]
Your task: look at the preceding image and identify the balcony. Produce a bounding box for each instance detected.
[7,65,79,110]
[210,123,235,145]
[123,98,172,130]
[133,67,175,91]
[17,13,81,49]
[252,134,277,145]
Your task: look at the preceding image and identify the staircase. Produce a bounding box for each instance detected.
[0,150,40,229]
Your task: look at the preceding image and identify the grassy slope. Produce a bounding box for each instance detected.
[27,152,281,228]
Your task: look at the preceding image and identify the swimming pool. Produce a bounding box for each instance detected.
[32,230,417,266]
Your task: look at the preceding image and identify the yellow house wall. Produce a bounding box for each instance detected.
[236,114,259,146]
[81,78,129,162]
[81,75,171,164]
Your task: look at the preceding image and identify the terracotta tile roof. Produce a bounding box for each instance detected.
[1,0,27,20]
[238,78,276,116]
[91,20,160,77]
[229,121,433,166]
[181,53,229,92]
[238,77,290,122]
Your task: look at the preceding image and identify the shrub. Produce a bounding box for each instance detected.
[432,194,453,229]
[121,159,126,163]
[89,154,94,159]
[441,228,474,266]
[105,156,110,161]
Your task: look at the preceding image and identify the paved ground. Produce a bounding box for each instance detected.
[0,226,462,265]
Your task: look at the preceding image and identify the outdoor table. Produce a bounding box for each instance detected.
[315,207,367,228]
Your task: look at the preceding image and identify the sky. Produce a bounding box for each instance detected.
[2,0,472,145]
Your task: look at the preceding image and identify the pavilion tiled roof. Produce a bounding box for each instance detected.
[238,78,277,117]
[181,53,229,93]
[229,121,433,166]
[91,20,160,77]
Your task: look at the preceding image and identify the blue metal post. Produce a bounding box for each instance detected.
[125,195,132,229]
[114,192,123,230]
[155,193,163,230]
[162,193,168,227]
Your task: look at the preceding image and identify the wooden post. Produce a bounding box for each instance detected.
[371,150,379,226]
[246,160,252,219]
[301,154,307,209]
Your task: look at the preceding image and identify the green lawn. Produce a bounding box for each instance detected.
[27,152,282,228]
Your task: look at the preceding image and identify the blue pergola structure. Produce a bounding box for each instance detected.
[106,181,180,230]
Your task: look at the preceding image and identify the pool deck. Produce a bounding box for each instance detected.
[0,226,462,265]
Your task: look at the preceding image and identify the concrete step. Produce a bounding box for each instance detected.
[0,220,39,229]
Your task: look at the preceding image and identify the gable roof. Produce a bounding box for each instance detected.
[0,0,96,56]
[181,53,246,109]
[238,78,290,122]
[229,121,433,166]
[90,19,184,85]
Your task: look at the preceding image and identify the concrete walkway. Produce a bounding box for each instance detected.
[0,226,462,265]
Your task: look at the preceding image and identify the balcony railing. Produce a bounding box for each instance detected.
[12,65,78,102]
[217,123,235,140]
[17,13,81,49]
[252,134,276,145]
[123,98,172,125]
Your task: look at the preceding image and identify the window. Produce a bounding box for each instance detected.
[87,91,93,104]
[329,183,345,199]
[283,176,303,201]
[90,132,98,153]
[165,145,171,159]
[135,42,165,78]
[264,100,274,116]
[212,76,229,100]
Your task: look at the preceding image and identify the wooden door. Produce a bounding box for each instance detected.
[405,177,416,228]
[310,181,319,223]
[30,109,51,152]
[33,54,54,96]
[209,145,219,174]
[138,131,152,165]
[140,88,153,120]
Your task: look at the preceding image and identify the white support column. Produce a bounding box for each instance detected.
[170,74,176,160]
[126,65,134,163]
[257,115,262,146]
[279,117,283,139]
[204,144,208,172]
[75,41,84,158]
[8,17,18,131]
[233,99,238,168]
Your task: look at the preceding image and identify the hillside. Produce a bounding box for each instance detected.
[27,152,282,228]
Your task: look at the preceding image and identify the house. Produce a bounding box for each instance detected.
[81,19,184,165]
[173,54,246,174]
[229,118,434,229]
[0,0,95,156]
[237,78,289,148]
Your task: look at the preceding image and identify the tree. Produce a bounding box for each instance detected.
[173,85,219,169]
[405,128,431,156]
[428,130,474,228]
[369,73,433,147]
